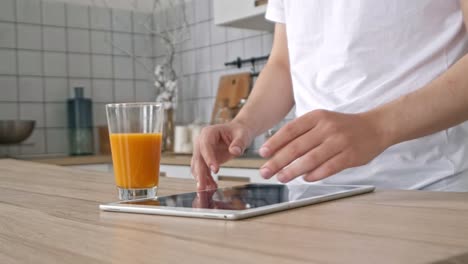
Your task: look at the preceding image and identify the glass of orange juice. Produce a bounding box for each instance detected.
[106,102,164,200]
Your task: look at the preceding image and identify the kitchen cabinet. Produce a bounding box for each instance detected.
[68,163,113,173]
[67,163,271,183]
[213,0,273,31]
[160,164,273,184]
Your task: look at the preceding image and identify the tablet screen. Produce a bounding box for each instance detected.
[120,184,361,210]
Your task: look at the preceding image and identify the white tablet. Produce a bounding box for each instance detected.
[99,183,375,220]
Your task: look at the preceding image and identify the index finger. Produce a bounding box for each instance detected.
[259,112,319,158]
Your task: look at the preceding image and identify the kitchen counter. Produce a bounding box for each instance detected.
[28,153,266,169]
[1,159,468,263]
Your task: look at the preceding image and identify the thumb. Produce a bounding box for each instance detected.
[228,132,249,156]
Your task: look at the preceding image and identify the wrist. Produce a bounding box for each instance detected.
[359,108,399,150]
[231,116,260,137]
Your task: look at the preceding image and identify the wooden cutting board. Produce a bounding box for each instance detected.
[211,72,252,124]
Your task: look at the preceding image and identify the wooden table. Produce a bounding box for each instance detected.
[1,159,468,264]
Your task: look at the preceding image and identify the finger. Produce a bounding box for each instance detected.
[228,131,249,156]
[303,151,351,182]
[276,140,342,183]
[259,112,320,158]
[199,128,221,173]
[259,128,323,179]
[194,156,209,190]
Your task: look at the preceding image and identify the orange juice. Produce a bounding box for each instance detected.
[110,133,162,189]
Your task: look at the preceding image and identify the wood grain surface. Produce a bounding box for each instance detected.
[0,159,468,264]
[28,154,266,169]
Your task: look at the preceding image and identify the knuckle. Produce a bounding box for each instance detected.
[287,142,303,158]
[312,109,328,117]
[283,123,298,136]
[322,162,338,176]
[266,160,280,172]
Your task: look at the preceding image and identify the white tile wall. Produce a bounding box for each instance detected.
[210,23,226,45]
[91,55,112,78]
[195,46,211,73]
[0,0,274,156]
[42,1,66,26]
[113,56,134,79]
[20,103,45,127]
[17,24,42,50]
[244,35,263,58]
[91,31,112,54]
[135,80,155,102]
[194,72,211,98]
[0,0,16,22]
[114,80,134,102]
[44,78,68,102]
[67,29,90,53]
[227,40,244,62]
[112,9,132,33]
[18,51,42,75]
[92,79,113,102]
[133,34,152,56]
[92,103,107,126]
[90,7,111,30]
[0,103,18,119]
[210,44,227,71]
[112,32,132,55]
[46,128,68,153]
[0,76,17,101]
[44,52,67,77]
[19,77,43,102]
[16,0,41,24]
[262,33,273,54]
[133,12,151,34]
[0,23,16,48]
[194,21,210,49]
[43,27,66,52]
[66,4,89,29]
[134,57,153,79]
[0,49,16,74]
[45,103,67,127]
[20,128,46,155]
[227,27,244,42]
[68,54,91,77]
[194,0,211,23]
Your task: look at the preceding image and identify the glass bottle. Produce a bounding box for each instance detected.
[67,87,94,155]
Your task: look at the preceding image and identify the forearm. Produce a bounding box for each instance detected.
[233,61,294,136]
[367,54,468,147]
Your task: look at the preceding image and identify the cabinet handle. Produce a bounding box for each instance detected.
[218,175,250,183]
[160,171,167,177]
[254,0,268,7]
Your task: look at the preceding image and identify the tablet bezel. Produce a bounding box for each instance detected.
[99,184,375,220]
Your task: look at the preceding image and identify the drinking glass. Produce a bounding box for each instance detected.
[106,102,164,200]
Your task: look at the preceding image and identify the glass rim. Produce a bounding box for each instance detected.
[105,102,164,108]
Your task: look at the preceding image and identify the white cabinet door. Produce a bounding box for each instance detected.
[159,164,276,184]
[213,0,273,31]
[68,164,113,173]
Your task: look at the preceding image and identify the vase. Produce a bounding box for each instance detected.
[162,107,175,152]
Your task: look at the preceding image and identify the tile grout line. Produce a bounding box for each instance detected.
[109,7,116,103]
[13,0,20,156]
[39,0,49,155]
[130,10,136,102]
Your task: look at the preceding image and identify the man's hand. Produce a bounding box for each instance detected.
[191,121,254,191]
[259,110,389,182]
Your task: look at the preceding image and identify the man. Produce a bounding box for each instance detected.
[192,0,468,191]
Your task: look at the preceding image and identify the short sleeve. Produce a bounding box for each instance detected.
[265,0,285,24]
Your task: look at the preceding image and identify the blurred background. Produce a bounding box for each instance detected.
[0,0,295,158]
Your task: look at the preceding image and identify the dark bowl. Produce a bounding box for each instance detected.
[0,120,36,144]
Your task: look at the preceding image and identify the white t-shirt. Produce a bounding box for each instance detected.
[266,0,468,189]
